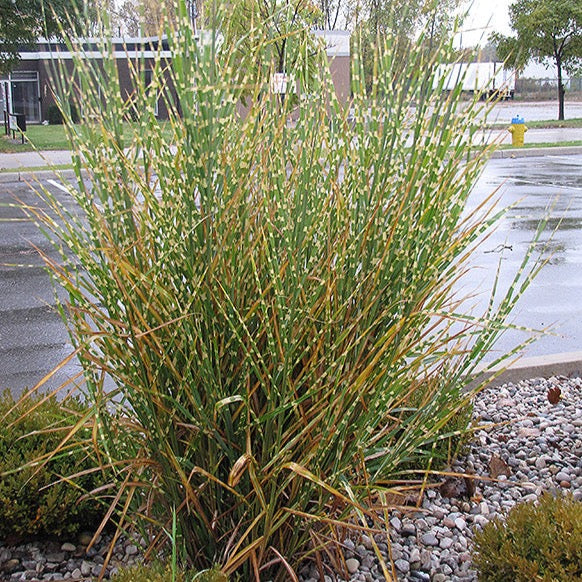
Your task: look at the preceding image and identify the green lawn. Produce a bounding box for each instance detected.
[1,124,71,152]
[500,140,582,149]
[488,118,582,130]
[1,122,173,153]
[2,118,581,155]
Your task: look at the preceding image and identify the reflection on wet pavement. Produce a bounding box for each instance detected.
[464,152,582,360]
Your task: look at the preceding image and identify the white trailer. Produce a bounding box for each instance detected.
[436,62,515,99]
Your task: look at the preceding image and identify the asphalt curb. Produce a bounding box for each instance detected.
[2,146,581,183]
[490,145,582,159]
[475,351,582,388]
[0,168,82,184]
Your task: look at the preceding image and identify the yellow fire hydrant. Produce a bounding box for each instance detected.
[508,115,528,147]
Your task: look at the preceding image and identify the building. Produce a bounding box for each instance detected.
[1,31,350,125]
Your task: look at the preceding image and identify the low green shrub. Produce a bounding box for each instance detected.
[46,102,79,125]
[110,562,227,582]
[0,390,106,540]
[473,493,582,581]
[46,104,64,125]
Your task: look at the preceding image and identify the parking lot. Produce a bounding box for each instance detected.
[1,151,581,395]
[463,152,582,361]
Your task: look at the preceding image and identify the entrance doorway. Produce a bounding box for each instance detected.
[3,71,41,124]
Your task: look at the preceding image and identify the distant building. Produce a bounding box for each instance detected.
[435,62,516,99]
[314,30,350,104]
[1,36,172,124]
[1,31,350,125]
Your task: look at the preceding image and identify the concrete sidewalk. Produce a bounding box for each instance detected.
[475,126,582,147]
[1,126,581,174]
[0,149,75,171]
[2,145,582,185]
[489,145,582,158]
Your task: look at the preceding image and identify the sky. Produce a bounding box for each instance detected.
[456,0,557,76]
[455,0,517,48]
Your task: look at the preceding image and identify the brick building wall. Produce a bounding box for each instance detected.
[2,31,350,125]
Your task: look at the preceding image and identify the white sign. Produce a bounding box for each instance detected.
[8,113,19,132]
[271,73,289,94]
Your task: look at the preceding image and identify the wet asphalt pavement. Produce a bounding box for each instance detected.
[484,100,582,123]
[1,153,581,396]
[0,180,81,396]
[463,152,582,362]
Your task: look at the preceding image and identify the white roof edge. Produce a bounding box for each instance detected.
[37,35,168,44]
[313,29,351,36]
[19,51,173,60]
[25,29,350,59]
[313,29,351,57]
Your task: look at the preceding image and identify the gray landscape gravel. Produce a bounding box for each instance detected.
[1,375,580,581]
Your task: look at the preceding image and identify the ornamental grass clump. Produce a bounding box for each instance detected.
[26,2,542,579]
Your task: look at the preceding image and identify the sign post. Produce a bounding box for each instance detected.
[8,113,26,144]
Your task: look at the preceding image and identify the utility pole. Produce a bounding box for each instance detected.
[188,0,198,34]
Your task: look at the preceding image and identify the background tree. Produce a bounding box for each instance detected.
[221,0,323,99]
[0,0,89,74]
[364,0,462,51]
[422,0,461,54]
[113,0,141,36]
[108,0,320,95]
[356,0,464,90]
[316,0,344,29]
[113,0,182,36]
[491,0,582,120]
[475,41,498,63]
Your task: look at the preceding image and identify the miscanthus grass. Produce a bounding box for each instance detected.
[20,3,543,580]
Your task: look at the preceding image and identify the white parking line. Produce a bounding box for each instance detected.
[46,178,74,194]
